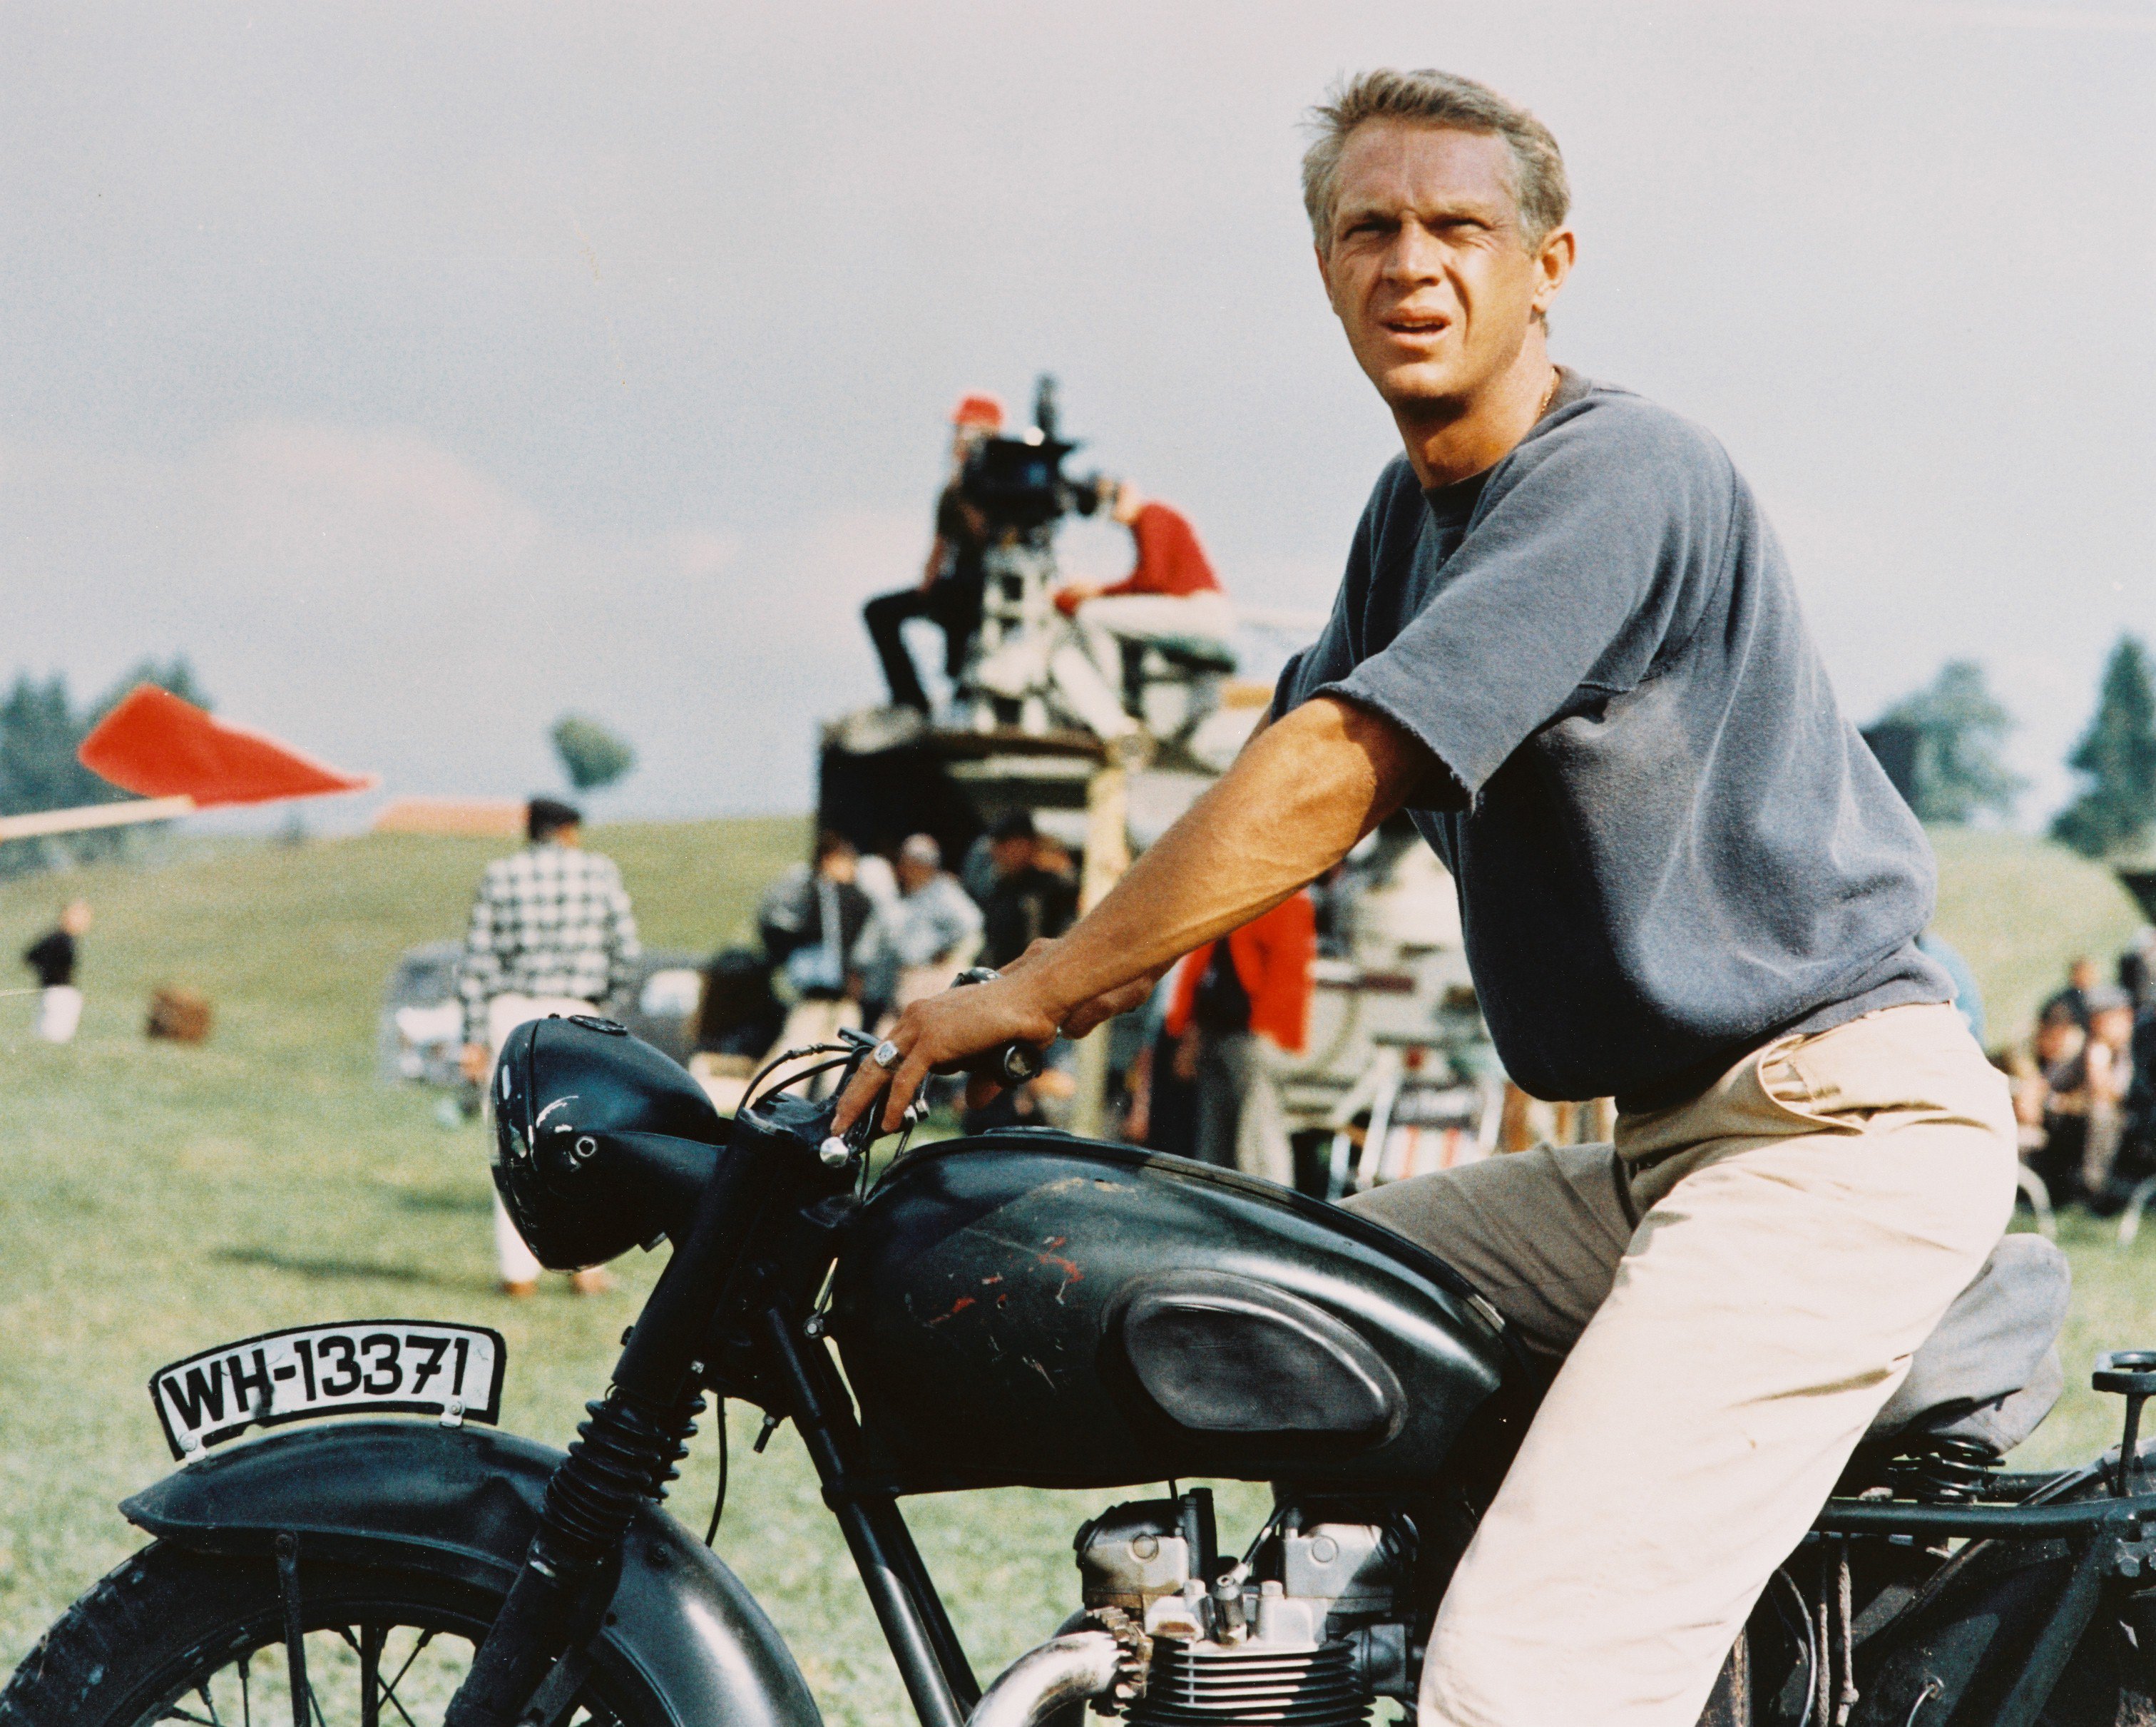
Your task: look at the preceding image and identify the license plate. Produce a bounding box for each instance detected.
[149,1320,505,1459]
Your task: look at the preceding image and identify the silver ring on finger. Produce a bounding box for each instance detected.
[872,1039,903,1071]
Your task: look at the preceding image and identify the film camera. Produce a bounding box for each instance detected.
[957,375,1109,536]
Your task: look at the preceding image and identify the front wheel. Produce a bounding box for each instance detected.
[0,1541,674,1727]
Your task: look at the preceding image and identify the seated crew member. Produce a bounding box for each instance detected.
[1023,482,1234,748]
[861,833,984,1015]
[1056,481,1235,666]
[862,394,1002,715]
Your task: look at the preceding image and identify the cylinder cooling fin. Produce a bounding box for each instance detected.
[1128,1640,1369,1727]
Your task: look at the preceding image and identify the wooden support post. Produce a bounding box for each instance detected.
[0,795,195,844]
[1070,765,1131,1139]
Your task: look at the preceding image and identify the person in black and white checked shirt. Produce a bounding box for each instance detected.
[458,797,640,1295]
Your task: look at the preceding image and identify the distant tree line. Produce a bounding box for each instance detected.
[1871,634,2156,862]
[2050,637,2156,862]
[0,659,207,879]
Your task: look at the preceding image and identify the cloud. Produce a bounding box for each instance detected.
[1,421,917,822]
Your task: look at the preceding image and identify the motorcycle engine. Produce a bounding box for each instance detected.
[1073,1494,1413,1727]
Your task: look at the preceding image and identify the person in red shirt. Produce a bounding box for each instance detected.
[1055,482,1235,681]
[1161,886,1315,1183]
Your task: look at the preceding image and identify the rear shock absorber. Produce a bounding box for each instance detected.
[445,1382,705,1727]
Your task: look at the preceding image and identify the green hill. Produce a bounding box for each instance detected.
[1928,826,2147,1042]
[0,817,1268,1719]
[1,817,2151,1713]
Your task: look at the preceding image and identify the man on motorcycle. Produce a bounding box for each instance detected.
[837,66,2017,1727]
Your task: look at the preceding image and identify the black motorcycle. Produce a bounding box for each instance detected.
[8,1007,2156,1727]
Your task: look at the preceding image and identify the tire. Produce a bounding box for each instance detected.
[0,1539,675,1727]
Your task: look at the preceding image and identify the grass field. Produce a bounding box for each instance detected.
[0,817,2148,1721]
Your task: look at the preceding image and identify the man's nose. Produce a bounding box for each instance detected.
[1381,219,1446,285]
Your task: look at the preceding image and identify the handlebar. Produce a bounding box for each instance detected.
[805,968,1048,1165]
[935,967,1046,1085]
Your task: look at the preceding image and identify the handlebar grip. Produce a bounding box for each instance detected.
[931,1039,1045,1085]
[979,1041,1045,1085]
[939,967,1046,1086]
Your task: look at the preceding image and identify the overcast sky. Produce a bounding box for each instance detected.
[4,0,2151,831]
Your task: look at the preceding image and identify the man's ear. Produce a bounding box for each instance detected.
[1531,226,1577,319]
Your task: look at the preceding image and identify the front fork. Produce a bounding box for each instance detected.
[445,1106,799,1727]
[444,1385,703,1727]
[444,1086,979,1727]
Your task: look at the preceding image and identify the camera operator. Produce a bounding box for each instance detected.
[862,394,1003,716]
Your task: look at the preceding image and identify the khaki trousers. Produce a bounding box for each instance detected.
[1347,1002,2017,1727]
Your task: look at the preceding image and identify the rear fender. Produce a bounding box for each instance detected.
[121,1420,819,1727]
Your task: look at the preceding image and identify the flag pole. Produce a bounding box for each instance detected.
[0,795,197,844]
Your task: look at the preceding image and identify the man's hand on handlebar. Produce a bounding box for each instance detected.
[832,962,1060,1137]
[829,939,1172,1139]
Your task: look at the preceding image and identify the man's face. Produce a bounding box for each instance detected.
[1316,122,1569,417]
[896,857,934,895]
[61,901,91,936]
[990,837,1033,879]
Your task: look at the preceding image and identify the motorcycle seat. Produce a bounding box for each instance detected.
[1865,1232,2071,1455]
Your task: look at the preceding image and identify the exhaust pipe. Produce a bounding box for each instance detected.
[967,1631,1123,1727]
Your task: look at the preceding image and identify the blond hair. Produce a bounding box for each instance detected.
[1301,69,1570,251]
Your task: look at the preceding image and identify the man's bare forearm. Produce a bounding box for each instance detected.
[1026,695,1432,1028]
[829,695,1437,1136]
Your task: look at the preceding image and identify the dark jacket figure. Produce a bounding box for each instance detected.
[758,832,875,1002]
[22,898,91,1044]
[978,812,1078,970]
[863,396,1002,713]
[23,928,76,989]
[694,948,784,1059]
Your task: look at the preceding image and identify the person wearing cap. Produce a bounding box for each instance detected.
[863,394,1003,715]
[457,797,639,1298]
[862,833,985,1015]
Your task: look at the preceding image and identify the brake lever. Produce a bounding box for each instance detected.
[816,1032,931,1167]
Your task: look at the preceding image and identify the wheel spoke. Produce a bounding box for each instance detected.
[373,1627,436,1727]
[381,1627,435,1700]
[136,1591,618,1727]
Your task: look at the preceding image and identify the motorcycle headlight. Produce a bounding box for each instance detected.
[491,1014,725,1270]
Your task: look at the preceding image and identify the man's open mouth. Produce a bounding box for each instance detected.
[1381,316,1450,340]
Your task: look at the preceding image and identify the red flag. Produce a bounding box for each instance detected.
[78,686,376,807]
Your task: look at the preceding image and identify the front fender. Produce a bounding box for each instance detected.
[121,1420,820,1727]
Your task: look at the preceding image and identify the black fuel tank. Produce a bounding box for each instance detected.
[827,1133,1506,1492]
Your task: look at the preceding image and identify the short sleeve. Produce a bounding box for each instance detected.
[1317,409,1730,798]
